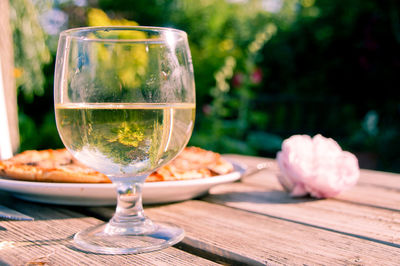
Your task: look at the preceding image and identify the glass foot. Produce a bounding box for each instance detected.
[74,221,185,254]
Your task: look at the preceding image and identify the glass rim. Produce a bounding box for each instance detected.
[59,26,187,42]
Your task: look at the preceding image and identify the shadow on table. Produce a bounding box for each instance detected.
[0,193,96,221]
[205,189,319,205]
[0,235,74,249]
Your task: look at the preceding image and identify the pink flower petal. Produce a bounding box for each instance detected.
[276,134,360,198]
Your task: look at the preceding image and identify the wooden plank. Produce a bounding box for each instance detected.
[226,154,400,189]
[213,156,400,245]
[226,155,400,211]
[0,197,219,265]
[206,181,400,246]
[76,206,265,266]
[336,184,400,212]
[84,201,400,265]
[357,169,400,190]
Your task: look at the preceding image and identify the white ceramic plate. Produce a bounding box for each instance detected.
[0,161,245,206]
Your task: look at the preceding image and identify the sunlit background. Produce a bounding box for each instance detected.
[9,0,400,172]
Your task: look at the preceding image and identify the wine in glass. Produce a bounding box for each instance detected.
[54,26,195,254]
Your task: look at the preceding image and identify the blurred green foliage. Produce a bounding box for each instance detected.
[11,0,400,172]
[9,0,51,99]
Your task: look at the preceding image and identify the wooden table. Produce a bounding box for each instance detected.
[0,154,399,265]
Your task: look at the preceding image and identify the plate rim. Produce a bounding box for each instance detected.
[0,159,247,207]
[0,160,246,189]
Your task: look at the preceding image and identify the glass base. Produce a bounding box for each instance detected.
[74,221,185,254]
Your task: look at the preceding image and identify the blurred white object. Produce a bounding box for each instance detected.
[0,59,13,160]
[0,0,19,160]
[39,8,68,35]
[262,0,283,13]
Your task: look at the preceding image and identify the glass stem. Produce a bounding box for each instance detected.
[107,178,155,235]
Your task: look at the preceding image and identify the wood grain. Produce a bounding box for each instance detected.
[206,181,400,246]
[1,154,399,265]
[215,155,400,243]
[85,200,400,265]
[227,154,400,211]
[0,199,219,265]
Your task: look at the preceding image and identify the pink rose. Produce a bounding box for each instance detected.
[276,134,360,198]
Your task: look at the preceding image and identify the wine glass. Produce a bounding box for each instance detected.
[54,26,195,254]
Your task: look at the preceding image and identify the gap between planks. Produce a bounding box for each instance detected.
[0,197,220,266]
[74,205,265,265]
[78,200,400,265]
[203,173,400,249]
[227,154,400,212]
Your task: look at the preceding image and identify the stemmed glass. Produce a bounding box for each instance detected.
[54,26,195,254]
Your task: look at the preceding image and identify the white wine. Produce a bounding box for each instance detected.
[55,103,195,177]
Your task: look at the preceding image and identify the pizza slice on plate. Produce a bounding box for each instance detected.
[0,147,234,183]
